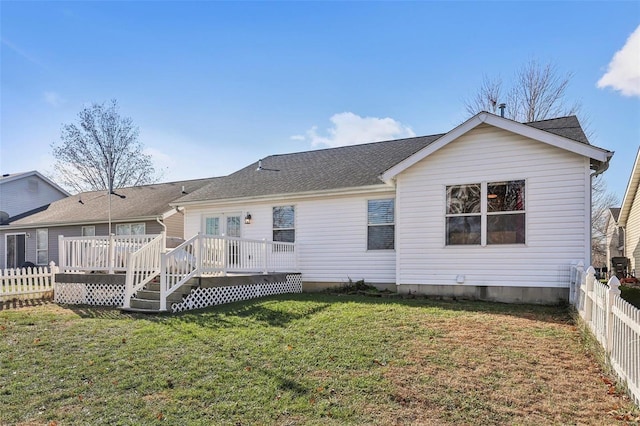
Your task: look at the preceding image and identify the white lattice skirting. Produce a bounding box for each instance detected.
[171,274,303,313]
[54,282,125,306]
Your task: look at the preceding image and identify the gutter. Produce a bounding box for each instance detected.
[591,151,614,177]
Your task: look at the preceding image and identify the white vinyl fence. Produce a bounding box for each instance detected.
[570,262,640,406]
[0,261,58,300]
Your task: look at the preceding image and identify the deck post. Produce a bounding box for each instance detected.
[108,234,115,274]
[222,234,227,276]
[262,238,268,274]
[159,251,167,311]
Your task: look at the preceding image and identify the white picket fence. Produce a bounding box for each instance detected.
[0,261,58,300]
[570,262,640,406]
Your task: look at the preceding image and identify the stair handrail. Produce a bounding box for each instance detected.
[160,233,202,311]
[123,232,165,309]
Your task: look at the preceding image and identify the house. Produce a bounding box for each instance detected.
[172,112,612,304]
[605,207,626,277]
[0,170,69,222]
[0,178,215,269]
[617,147,640,276]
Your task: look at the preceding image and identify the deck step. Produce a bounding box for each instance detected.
[123,278,200,313]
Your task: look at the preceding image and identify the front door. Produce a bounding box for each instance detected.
[6,234,26,269]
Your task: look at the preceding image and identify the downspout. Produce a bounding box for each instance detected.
[588,152,614,267]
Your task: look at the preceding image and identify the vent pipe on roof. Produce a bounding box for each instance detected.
[499,103,506,118]
[181,185,186,194]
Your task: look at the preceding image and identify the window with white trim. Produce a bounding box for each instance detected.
[36,228,48,265]
[115,223,146,236]
[273,206,295,243]
[446,180,525,246]
[82,226,96,236]
[368,199,395,250]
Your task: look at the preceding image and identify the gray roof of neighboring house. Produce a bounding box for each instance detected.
[5,178,216,227]
[609,207,621,222]
[177,115,591,204]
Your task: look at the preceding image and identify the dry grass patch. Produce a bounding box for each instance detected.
[0,295,637,425]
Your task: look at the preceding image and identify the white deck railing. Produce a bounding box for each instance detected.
[570,263,640,406]
[59,235,158,273]
[0,262,58,300]
[123,233,165,309]
[159,233,296,310]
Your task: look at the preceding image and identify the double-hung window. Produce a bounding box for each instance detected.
[273,206,295,243]
[36,228,48,265]
[368,199,395,250]
[446,180,525,246]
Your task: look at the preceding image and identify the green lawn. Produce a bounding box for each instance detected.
[1,294,637,425]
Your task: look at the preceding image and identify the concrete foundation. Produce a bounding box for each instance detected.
[302,281,396,293]
[396,284,569,305]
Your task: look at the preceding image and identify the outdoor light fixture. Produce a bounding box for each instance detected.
[244,213,252,224]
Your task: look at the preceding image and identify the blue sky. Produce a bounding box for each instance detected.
[1,1,639,201]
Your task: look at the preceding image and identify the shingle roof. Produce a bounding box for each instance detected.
[6,178,216,226]
[177,115,592,204]
[177,134,443,203]
[609,207,621,222]
[525,116,589,144]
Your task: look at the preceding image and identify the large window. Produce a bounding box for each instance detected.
[115,223,146,236]
[446,180,525,246]
[36,229,48,265]
[273,206,295,243]
[368,199,395,250]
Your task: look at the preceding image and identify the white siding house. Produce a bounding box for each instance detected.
[175,112,612,303]
[618,147,640,275]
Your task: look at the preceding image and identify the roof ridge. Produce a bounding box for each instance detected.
[524,115,578,125]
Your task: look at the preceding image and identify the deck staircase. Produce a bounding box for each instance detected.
[121,277,199,313]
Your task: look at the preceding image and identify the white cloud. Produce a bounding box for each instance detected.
[43,91,65,107]
[597,25,640,97]
[293,112,416,148]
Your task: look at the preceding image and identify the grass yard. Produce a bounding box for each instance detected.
[1,294,638,425]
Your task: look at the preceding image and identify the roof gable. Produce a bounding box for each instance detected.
[381,112,612,183]
[0,170,70,196]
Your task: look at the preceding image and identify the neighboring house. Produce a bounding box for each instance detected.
[0,178,215,269]
[618,147,640,276]
[605,207,625,277]
[173,112,613,303]
[0,170,69,222]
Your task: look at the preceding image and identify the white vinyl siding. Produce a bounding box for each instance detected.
[625,190,640,275]
[184,191,396,284]
[396,124,590,289]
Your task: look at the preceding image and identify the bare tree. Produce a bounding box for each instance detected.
[465,59,581,122]
[591,175,620,268]
[52,100,158,193]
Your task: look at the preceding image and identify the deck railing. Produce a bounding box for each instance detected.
[58,235,158,273]
[570,263,640,406]
[159,233,296,310]
[123,233,165,309]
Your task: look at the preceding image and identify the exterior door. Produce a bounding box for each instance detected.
[204,214,242,266]
[6,234,26,268]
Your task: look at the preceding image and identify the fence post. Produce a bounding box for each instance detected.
[108,234,115,274]
[574,261,584,307]
[605,275,621,353]
[262,239,268,274]
[584,266,596,324]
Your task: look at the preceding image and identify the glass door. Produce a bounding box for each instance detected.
[6,234,26,269]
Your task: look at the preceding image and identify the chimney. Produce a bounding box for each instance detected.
[498,103,506,118]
